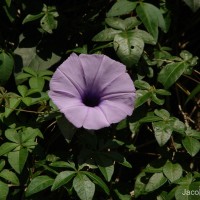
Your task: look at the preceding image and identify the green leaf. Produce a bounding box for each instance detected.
[158,61,189,89]
[134,172,147,198]
[15,72,32,80]
[38,70,53,77]
[98,165,114,182]
[0,51,14,85]
[26,175,54,197]
[23,67,37,76]
[173,119,186,134]
[21,127,40,143]
[163,161,183,182]
[114,189,131,200]
[4,97,21,118]
[50,161,76,170]
[175,182,200,200]
[185,127,200,139]
[5,129,20,143]
[136,3,159,41]
[22,13,44,24]
[106,0,137,17]
[40,13,58,33]
[8,148,28,174]
[131,29,156,45]
[14,43,61,71]
[154,109,170,120]
[0,169,20,186]
[174,173,193,185]
[51,171,76,191]
[155,89,171,96]
[83,171,110,195]
[17,85,28,97]
[145,172,167,192]
[153,121,173,146]
[151,93,164,105]
[73,173,95,200]
[0,142,19,156]
[105,17,141,31]
[135,90,152,108]
[92,28,122,42]
[182,0,200,12]
[0,181,9,200]
[114,31,144,67]
[182,136,200,157]
[0,159,5,171]
[134,80,150,89]
[139,116,162,123]
[29,77,45,91]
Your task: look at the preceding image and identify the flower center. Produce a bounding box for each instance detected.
[82,92,101,107]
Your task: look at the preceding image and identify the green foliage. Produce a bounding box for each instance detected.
[0,0,200,199]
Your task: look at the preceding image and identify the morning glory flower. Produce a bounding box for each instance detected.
[49,53,136,130]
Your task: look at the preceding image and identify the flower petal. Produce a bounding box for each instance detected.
[62,105,88,128]
[101,73,135,97]
[79,54,104,89]
[50,68,82,98]
[99,95,135,124]
[82,107,110,130]
[79,54,126,93]
[58,53,86,96]
[49,90,83,111]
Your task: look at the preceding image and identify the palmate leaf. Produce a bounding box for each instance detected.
[114,31,144,67]
[158,61,189,89]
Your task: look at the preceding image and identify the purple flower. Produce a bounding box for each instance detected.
[49,53,136,130]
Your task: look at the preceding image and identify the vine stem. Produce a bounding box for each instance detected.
[1,104,45,114]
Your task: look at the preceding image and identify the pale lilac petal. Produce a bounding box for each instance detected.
[79,54,104,89]
[48,90,83,111]
[101,73,135,97]
[58,53,86,96]
[99,93,136,124]
[62,106,88,128]
[82,107,110,130]
[50,69,82,97]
